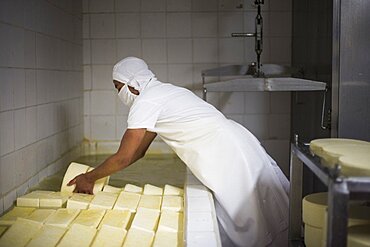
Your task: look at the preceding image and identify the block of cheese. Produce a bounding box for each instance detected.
[61,162,90,193]
[143,184,163,195]
[17,190,54,208]
[114,192,141,212]
[89,191,118,210]
[91,225,127,247]
[347,225,370,247]
[72,209,106,228]
[123,228,155,247]
[45,208,80,228]
[319,144,370,167]
[161,196,183,212]
[98,209,132,229]
[304,224,323,247]
[164,185,184,196]
[138,195,162,211]
[87,167,110,194]
[67,193,94,209]
[103,185,122,193]
[153,231,182,247]
[27,225,67,247]
[40,192,71,208]
[0,218,42,247]
[302,192,328,228]
[24,209,56,223]
[57,224,97,247]
[0,226,7,237]
[124,184,143,194]
[309,138,368,157]
[157,211,183,232]
[131,208,160,232]
[0,207,35,226]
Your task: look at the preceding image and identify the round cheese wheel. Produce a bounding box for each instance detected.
[304,224,323,247]
[310,138,368,157]
[320,144,370,168]
[348,225,370,247]
[339,153,370,177]
[61,162,90,193]
[303,192,328,228]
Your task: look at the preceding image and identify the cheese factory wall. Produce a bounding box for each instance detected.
[83,0,293,176]
[0,1,84,214]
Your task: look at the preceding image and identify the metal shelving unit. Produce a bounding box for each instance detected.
[288,138,370,247]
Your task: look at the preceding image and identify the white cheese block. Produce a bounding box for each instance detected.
[98,209,132,229]
[123,228,155,247]
[27,225,67,247]
[103,185,122,193]
[57,223,97,247]
[143,184,163,195]
[89,191,118,210]
[40,192,71,208]
[0,218,42,247]
[0,207,35,226]
[66,193,94,209]
[153,231,182,247]
[157,211,183,232]
[72,209,106,228]
[17,190,54,208]
[309,138,368,157]
[131,207,160,232]
[45,208,80,228]
[114,192,141,212]
[347,225,370,247]
[0,226,7,237]
[87,167,110,194]
[161,196,183,212]
[61,162,90,193]
[164,185,184,196]
[138,195,162,211]
[24,209,56,223]
[124,184,143,194]
[91,225,127,247]
[304,224,323,247]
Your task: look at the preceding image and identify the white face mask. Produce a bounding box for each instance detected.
[118,84,137,106]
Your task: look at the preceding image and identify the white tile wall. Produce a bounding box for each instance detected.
[116,14,141,38]
[0,0,83,212]
[167,13,191,38]
[90,14,115,38]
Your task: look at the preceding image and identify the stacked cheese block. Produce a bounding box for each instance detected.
[309,138,370,176]
[0,162,185,247]
[302,192,370,247]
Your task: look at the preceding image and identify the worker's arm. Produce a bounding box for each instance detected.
[68,129,157,194]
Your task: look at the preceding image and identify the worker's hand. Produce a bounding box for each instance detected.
[67,174,94,194]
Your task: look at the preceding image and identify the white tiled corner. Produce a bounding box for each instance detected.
[84,91,90,115]
[14,109,27,150]
[167,0,191,11]
[92,65,114,89]
[191,13,218,37]
[141,13,166,38]
[115,0,141,12]
[218,12,243,37]
[218,38,244,63]
[168,64,193,89]
[166,13,191,38]
[244,92,270,114]
[83,65,92,90]
[167,39,192,63]
[117,39,142,59]
[25,69,37,107]
[24,30,36,68]
[84,116,91,140]
[14,149,27,186]
[16,181,29,198]
[0,111,15,156]
[3,189,16,211]
[89,0,114,13]
[116,14,141,38]
[90,14,115,38]
[219,92,244,114]
[90,90,116,115]
[91,115,116,140]
[142,39,167,63]
[0,68,14,111]
[0,152,16,195]
[91,39,116,64]
[243,114,269,140]
[83,14,90,39]
[141,0,166,12]
[193,38,218,63]
[23,144,37,176]
[83,40,91,65]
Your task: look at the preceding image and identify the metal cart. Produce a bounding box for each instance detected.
[289,137,370,247]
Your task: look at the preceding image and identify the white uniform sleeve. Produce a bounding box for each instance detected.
[127,100,162,129]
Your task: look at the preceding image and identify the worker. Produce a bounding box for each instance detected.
[68,57,289,247]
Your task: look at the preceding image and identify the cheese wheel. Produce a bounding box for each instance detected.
[61,162,90,192]
[143,184,163,195]
[310,138,368,157]
[161,196,183,212]
[91,225,127,247]
[164,185,184,196]
[157,211,183,233]
[98,209,132,230]
[87,167,110,194]
[303,192,327,228]
[123,184,143,194]
[339,153,370,177]
[123,228,155,247]
[0,218,42,247]
[320,144,370,167]
[58,224,97,247]
[27,225,67,247]
[347,225,370,247]
[304,224,323,247]
[0,207,35,226]
[138,195,162,212]
[131,208,160,232]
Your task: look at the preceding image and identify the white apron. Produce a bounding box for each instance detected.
[154,116,289,247]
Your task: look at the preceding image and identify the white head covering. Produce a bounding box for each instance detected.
[112,57,156,92]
